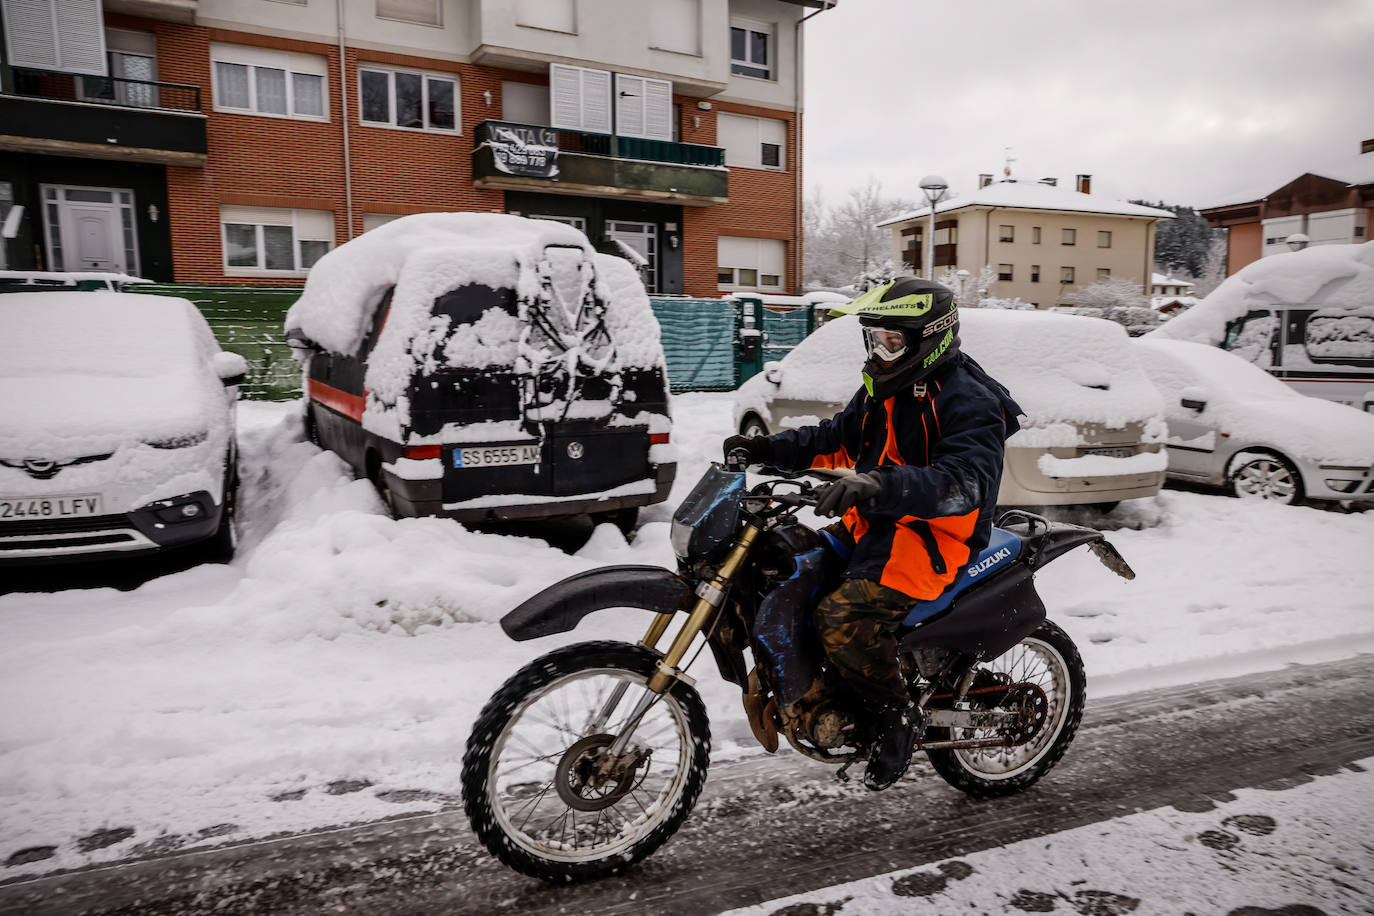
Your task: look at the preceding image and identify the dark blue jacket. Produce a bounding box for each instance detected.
[768,354,1022,600]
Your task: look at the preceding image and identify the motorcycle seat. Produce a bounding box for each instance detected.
[901,527,1022,626]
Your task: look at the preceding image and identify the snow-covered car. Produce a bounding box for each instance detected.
[1148,242,1374,409]
[1133,337,1374,506]
[734,310,1167,507]
[285,213,674,527]
[0,292,246,563]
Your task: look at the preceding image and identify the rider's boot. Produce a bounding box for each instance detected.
[863,701,921,792]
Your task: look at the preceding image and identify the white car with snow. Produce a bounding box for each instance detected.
[1133,337,1374,506]
[285,214,675,527]
[734,310,1167,508]
[0,292,246,563]
[1148,241,1374,410]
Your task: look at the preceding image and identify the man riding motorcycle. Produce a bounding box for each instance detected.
[722,277,1023,791]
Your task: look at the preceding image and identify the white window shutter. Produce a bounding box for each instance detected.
[549,63,582,130]
[615,74,645,138]
[643,77,672,141]
[3,0,60,69]
[580,67,611,134]
[53,0,106,74]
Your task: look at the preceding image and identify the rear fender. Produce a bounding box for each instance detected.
[500,565,692,641]
[999,512,1134,579]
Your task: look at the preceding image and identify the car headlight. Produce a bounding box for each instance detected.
[146,431,209,449]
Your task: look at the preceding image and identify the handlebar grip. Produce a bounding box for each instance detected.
[725,447,752,472]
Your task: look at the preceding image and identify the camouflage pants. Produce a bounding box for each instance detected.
[813,576,917,708]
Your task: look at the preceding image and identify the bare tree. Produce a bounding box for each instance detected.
[804,176,913,288]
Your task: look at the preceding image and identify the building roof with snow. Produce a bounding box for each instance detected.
[878,180,1175,225]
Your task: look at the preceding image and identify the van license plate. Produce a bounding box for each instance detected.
[0,494,103,520]
[452,445,542,469]
[1083,447,1134,459]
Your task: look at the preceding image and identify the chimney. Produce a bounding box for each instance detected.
[1040,177,1057,186]
[1076,174,1092,194]
[1363,138,1374,154]
[979,173,993,189]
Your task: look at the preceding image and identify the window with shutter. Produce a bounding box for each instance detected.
[651,0,699,55]
[3,0,107,75]
[550,63,612,134]
[616,74,645,138]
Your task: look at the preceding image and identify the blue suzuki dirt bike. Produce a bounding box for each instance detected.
[461,455,1135,883]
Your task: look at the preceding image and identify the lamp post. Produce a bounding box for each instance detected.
[919,174,949,280]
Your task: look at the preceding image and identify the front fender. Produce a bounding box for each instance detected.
[500,565,693,641]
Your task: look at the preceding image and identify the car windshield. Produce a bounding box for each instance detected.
[0,292,200,379]
[1138,339,1299,403]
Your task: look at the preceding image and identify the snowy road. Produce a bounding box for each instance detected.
[3,655,1370,916]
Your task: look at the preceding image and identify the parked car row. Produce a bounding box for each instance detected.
[733,309,1374,511]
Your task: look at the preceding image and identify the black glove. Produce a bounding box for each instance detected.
[815,471,883,517]
[722,434,774,467]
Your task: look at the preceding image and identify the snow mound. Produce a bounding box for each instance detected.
[1150,241,1374,346]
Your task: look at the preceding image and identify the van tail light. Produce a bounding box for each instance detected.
[403,445,442,460]
[649,433,670,445]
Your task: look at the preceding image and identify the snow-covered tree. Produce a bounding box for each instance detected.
[804,177,914,288]
[937,266,997,307]
[854,259,908,292]
[1132,200,1220,279]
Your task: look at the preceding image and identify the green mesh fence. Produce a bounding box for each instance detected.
[648,297,740,392]
[133,286,741,399]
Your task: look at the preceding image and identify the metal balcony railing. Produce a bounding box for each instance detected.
[6,67,202,113]
[477,120,724,167]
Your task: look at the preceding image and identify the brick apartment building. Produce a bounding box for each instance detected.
[0,0,832,296]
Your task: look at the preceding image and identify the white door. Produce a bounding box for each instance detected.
[69,205,122,271]
[606,220,657,292]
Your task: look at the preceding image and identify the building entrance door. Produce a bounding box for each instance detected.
[605,220,657,292]
[41,185,139,274]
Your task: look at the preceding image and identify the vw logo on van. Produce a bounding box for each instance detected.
[566,441,585,460]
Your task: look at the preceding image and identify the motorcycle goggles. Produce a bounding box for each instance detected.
[862,325,910,369]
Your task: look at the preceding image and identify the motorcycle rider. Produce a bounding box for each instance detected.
[723,277,1023,791]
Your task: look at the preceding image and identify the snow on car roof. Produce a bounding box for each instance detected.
[0,291,203,376]
[1149,241,1374,346]
[288,213,598,356]
[768,310,1162,430]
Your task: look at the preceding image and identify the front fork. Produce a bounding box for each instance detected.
[600,524,760,760]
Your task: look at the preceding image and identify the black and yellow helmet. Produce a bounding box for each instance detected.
[831,277,960,398]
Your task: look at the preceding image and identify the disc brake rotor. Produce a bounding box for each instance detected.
[1002,684,1050,746]
[554,734,649,812]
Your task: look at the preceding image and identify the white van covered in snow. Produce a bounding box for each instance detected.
[1149,242,1374,411]
[284,214,675,526]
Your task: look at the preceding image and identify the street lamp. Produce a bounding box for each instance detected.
[918,175,949,280]
[1285,233,1310,252]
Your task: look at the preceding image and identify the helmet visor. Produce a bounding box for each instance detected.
[862,326,910,369]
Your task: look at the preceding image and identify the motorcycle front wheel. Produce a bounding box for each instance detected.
[461,640,710,883]
[925,620,1085,799]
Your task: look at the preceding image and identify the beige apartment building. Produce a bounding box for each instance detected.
[879,176,1174,308]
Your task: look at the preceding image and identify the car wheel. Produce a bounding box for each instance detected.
[203,469,239,563]
[1230,453,1303,505]
[741,416,769,438]
[304,405,321,446]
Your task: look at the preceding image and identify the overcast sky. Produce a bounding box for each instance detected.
[799,0,1374,210]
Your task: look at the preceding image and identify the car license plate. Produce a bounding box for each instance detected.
[1083,447,1134,459]
[0,494,103,521]
[452,444,542,469]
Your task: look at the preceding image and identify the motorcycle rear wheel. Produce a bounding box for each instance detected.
[925,620,1085,799]
[461,641,710,883]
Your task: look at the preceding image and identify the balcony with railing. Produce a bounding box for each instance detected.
[0,67,207,166]
[472,120,728,207]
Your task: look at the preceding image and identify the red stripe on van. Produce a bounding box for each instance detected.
[308,379,365,422]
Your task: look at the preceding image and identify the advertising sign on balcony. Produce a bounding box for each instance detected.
[487,122,559,179]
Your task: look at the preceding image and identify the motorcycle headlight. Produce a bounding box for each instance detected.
[670,518,693,559]
[146,430,209,449]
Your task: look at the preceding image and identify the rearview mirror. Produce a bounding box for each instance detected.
[1180,386,1207,411]
[213,351,249,387]
[763,361,783,385]
[285,328,320,351]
